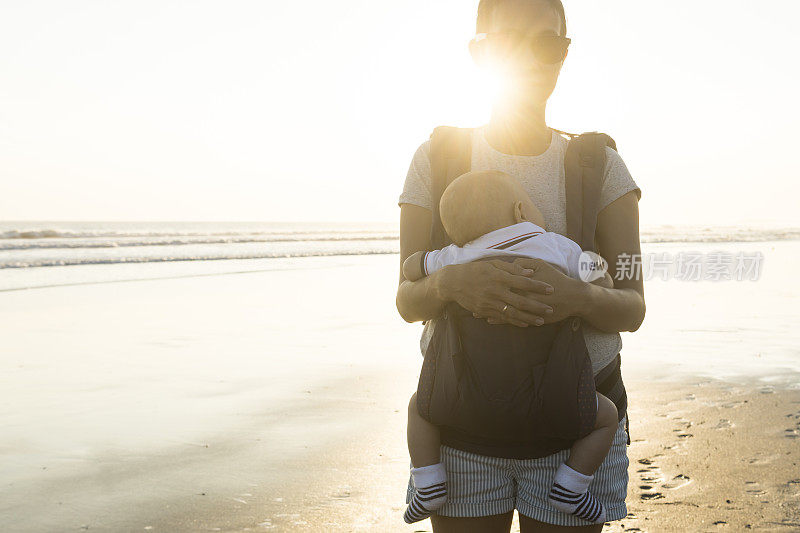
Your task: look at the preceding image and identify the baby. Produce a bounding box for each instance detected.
[402,170,619,525]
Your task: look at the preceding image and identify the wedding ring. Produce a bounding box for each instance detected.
[501,304,509,314]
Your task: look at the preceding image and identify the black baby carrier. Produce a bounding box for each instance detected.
[415,126,630,460]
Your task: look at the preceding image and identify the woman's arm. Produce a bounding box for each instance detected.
[582,189,646,332]
[396,205,449,323]
[396,203,554,326]
[590,271,614,289]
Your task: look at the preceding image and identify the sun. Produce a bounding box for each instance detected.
[433,53,512,127]
[460,63,511,126]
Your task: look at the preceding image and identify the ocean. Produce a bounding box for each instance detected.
[2,220,798,291]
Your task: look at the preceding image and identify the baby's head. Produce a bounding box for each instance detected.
[439,170,546,247]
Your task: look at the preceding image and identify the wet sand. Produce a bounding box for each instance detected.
[7,371,796,532]
[139,375,800,532]
[1,244,799,531]
[611,378,800,532]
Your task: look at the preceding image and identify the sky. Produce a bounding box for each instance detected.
[1,0,798,227]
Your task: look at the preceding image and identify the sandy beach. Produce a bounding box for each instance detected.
[2,242,799,532]
[613,378,800,532]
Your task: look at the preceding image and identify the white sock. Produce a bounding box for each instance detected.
[548,462,607,524]
[403,462,448,524]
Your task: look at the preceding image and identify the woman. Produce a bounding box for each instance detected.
[396,0,645,531]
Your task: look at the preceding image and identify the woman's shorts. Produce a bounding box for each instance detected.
[405,414,629,526]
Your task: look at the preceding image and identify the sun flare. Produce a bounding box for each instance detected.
[452,62,512,126]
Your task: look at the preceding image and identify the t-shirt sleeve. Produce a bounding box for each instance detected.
[598,146,642,212]
[563,238,585,279]
[397,139,433,210]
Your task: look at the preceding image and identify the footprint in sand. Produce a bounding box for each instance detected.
[331,485,352,498]
[785,479,800,498]
[640,473,663,483]
[785,411,800,438]
[670,416,693,427]
[623,511,642,532]
[638,461,663,469]
[670,418,693,436]
[636,458,669,501]
[720,400,747,409]
[744,481,767,496]
[714,419,734,429]
[659,430,692,452]
[747,453,779,465]
[662,474,692,489]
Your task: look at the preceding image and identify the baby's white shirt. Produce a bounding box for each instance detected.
[424,221,584,279]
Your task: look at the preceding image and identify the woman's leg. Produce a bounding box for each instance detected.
[518,514,603,532]
[431,510,514,533]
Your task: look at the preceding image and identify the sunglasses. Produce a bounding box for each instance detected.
[470,31,571,65]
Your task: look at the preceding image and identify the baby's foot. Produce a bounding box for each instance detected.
[548,483,607,523]
[547,463,607,524]
[403,463,447,524]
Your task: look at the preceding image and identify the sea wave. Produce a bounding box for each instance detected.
[1,226,798,251]
[0,234,398,251]
[639,227,800,243]
[0,249,397,269]
[0,228,394,240]
[1,222,798,271]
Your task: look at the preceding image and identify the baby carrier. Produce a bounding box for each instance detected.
[415,126,631,459]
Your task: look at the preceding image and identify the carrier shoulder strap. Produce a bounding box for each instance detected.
[562,131,617,253]
[429,126,473,250]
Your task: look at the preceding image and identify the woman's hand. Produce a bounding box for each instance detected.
[442,258,555,328]
[473,258,588,325]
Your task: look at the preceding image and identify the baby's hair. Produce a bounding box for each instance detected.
[476,0,567,37]
[439,170,525,247]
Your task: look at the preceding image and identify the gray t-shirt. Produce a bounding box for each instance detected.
[398,126,642,376]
